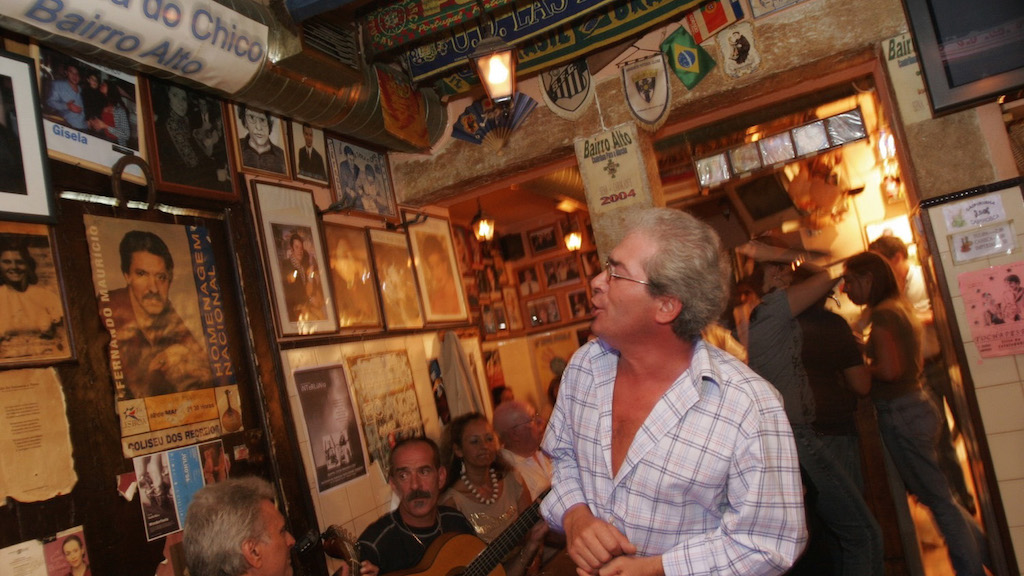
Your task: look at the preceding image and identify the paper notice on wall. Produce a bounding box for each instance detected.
[0,368,77,505]
[0,525,89,576]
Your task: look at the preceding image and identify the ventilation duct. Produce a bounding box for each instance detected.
[0,0,447,152]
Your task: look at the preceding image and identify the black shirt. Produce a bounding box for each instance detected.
[358,506,475,575]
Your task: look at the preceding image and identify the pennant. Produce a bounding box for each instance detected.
[540,59,594,121]
[621,54,670,130]
[685,0,744,43]
[660,27,716,89]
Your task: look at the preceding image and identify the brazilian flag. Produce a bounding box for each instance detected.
[660,26,715,90]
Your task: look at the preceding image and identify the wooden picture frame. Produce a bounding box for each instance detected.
[0,51,54,222]
[250,181,338,337]
[516,264,543,297]
[527,224,560,255]
[325,135,398,221]
[368,228,424,330]
[541,254,583,290]
[141,77,238,200]
[502,286,524,331]
[580,249,602,279]
[290,121,330,185]
[526,295,561,327]
[0,221,73,366]
[567,289,590,319]
[323,223,383,331]
[33,45,147,186]
[231,104,290,177]
[405,212,469,324]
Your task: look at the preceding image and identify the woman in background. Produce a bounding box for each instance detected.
[843,251,987,576]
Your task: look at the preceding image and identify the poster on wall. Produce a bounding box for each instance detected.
[958,262,1024,358]
[529,328,580,405]
[0,525,90,576]
[133,442,227,541]
[295,365,367,492]
[84,215,239,458]
[346,350,423,479]
[575,123,654,217]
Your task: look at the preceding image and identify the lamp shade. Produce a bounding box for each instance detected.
[564,230,583,252]
[472,215,495,242]
[470,35,517,103]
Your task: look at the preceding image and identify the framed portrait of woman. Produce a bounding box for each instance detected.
[250,181,338,337]
[323,223,382,331]
[368,228,424,330]
[0,221,73,366]
[404,212,469,324]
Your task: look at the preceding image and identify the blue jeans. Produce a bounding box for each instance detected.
[874,390,986,576]
[793,425,883,576]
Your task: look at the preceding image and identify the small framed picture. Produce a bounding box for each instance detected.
[250,181,338,337]
[516,265,543,297]
[325,135,398,221]
[368,228,424,330]
[33,45,148,187]
[323,223,382,331]
[0,51,54,222]
[231,104,290,177]
[526,295,561,327]
[0,221,73,366]
[290,121,330,185]
[527,224,560,255]
[580,250,602,279]
[142,77,237,200]
[541,254,583,290]
[567,289,590,319]
[502,286,524,331]
[405,212,469,324]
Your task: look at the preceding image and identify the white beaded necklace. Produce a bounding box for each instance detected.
[461,468,499,505]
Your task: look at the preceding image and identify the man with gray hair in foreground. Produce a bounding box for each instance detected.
[541,207,806,576]
[184,477,296,576]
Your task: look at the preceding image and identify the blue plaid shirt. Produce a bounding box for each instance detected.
[541,338,806,576]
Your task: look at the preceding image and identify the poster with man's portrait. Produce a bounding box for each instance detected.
[84,215,239,458]
[230,103,289,177]
[33,45,146,183]
[326,135,398,221]
[142,77,237,199]
[290,121,330,185]
[0,221,72,366]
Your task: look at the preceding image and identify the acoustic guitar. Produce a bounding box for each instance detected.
[390,488,550,576]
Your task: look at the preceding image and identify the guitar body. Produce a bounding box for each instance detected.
[389,533,507,576]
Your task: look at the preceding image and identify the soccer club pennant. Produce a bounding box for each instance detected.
[621,53,671,131]
[660,26,716,90]
[539,58,594,121]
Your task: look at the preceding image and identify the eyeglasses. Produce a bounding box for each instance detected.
[513,413,544,430]
[604,259,651,286]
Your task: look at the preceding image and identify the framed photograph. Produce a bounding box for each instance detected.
[250,181,338,337]
[290,121,330,185]
[516,265,543,297]
[231,103,290,177]
[527,224,560,255]
[481,301,508,334]
[405,212,469,324]
[0,221,73,365]
[0,51,53,222]
[502,286,524,331]
[32,45,147,186]
[567,289,590,319]
[141,77,237,200]
[326,135,398,221]
[368,228,424,330]
[323,223,382,331]
[580,249,602,279]
[526,295,561,327]
[541,254,583,290]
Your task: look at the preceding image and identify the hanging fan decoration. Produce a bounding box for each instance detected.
[452,92,537,151]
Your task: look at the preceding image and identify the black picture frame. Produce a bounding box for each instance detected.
[902,0,1024,115]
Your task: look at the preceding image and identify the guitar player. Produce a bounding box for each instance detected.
[540,209,808,576]
[347,437,545,576]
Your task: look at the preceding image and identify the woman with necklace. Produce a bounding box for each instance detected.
[441,413,547,576]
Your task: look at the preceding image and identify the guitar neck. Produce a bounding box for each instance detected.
[464,488,549,576]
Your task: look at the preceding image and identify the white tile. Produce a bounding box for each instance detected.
[987,430,1024,481]
[346,474,377,518]
[998,478,1024,530]
[1010,526,1024,576]
[965,351,1020,388]
[975,383,1024,434]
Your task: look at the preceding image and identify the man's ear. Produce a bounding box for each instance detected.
[654,296,682,325]
[242,539,263,569]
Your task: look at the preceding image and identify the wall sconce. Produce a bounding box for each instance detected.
[469,2,516,103]
[471,199,495,242]
[563,217,582,252]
